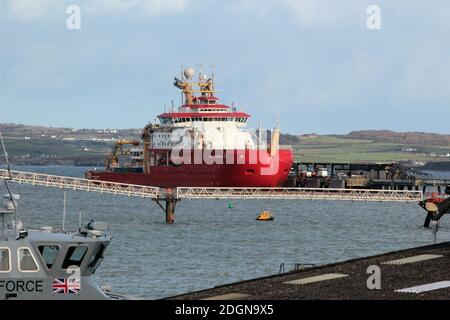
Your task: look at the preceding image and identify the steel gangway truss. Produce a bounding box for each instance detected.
[1,169,424,202]
[1,169,425,223]
[175,187,423,202]
[0,169,160,198]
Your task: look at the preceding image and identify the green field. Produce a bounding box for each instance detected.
[2,130,450,165]
[294,136,450,163]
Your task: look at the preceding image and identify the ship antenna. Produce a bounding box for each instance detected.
[198,64,204,82]
[0,131,15,208]
[180,65,185,106]
[0,130,18,235]
[210,64,215,91]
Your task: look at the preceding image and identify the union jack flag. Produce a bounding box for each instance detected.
[52,278,80,295]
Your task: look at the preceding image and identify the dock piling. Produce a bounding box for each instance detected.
[165,197,176,224]
[153,189,178,224]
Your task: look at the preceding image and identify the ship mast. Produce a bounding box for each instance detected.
[174,67,216,105]
[0,131,18,237]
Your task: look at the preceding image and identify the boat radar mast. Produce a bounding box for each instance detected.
[0,131,20,237]
[174,67,215,105]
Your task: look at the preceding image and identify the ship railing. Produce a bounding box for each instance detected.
[0,169,159,198]
[175,187,422,202]
[278,145,293,150]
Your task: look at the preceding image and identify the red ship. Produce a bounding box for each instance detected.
[86,67,293,188]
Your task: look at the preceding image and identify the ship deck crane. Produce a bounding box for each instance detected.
[106,139,141,170]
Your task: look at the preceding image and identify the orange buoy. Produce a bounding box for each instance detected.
[256,211,274,221]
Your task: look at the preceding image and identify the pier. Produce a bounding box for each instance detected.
[168,241,450,300]
[287,162,450,192]
[1,169,427,224]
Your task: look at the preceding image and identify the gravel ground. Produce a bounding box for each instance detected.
[168,242,450,300]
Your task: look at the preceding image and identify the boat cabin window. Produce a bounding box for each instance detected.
[18,248,39,272]
[38,245,60,269]
[88,244,106,271]
[62,245,88,269]
[0,248,10,272]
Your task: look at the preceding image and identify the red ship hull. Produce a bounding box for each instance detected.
[86,149,293,188]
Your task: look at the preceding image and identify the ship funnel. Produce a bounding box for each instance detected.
[270,117,280,157]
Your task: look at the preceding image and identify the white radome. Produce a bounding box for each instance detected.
[202,74,209,81]
[184,67,196,79]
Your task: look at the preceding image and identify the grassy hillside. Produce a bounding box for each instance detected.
[295,135,450,163]
[345,130,450,146]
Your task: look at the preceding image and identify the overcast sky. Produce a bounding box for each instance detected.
[1,0,450,134]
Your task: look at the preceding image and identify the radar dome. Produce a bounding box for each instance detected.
[202,74,209,81]
[184,67,195,79]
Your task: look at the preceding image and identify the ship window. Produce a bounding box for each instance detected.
[38,245,60,269]
[88,244,106,272]
[62,245,88,269]
[0,248,10,272]
[18,247,39,272]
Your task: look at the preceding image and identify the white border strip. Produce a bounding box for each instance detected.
[382,254,443,265]
[285,273,349,285]
[396,281,450,294]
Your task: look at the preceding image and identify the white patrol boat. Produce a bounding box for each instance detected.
[0,192,131,300]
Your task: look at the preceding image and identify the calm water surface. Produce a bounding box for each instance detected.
[3,166,450,299]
